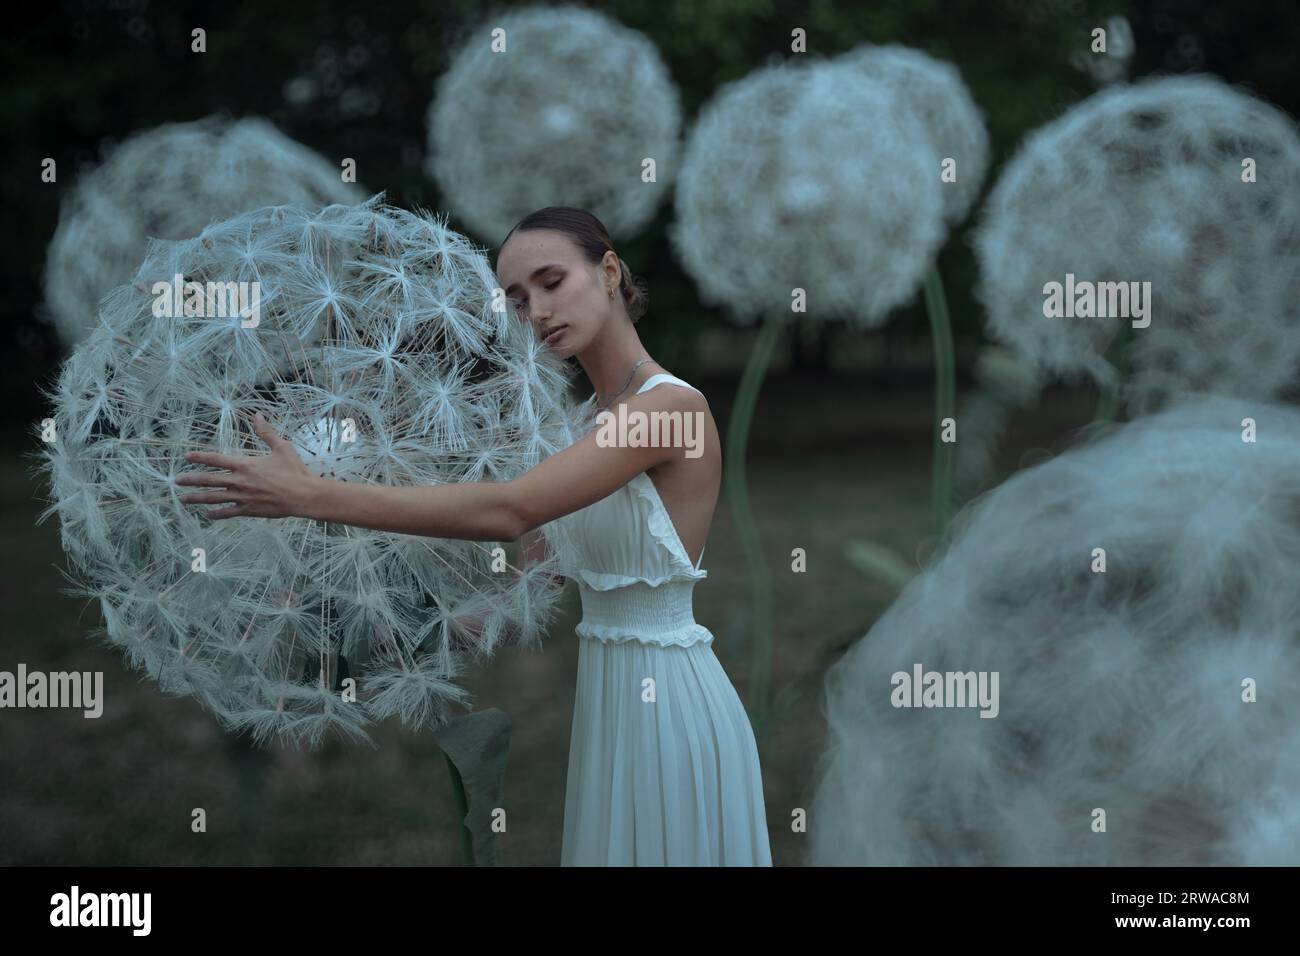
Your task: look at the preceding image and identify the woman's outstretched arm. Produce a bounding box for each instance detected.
[301,384,697,537]
[177,385,704,540]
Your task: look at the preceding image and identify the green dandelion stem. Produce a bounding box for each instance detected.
[725,308,782,749]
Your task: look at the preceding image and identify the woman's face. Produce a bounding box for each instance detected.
[496,229,617,358]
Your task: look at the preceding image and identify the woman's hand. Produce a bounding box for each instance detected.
[175,411,319,520]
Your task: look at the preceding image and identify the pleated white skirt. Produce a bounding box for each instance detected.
[561,634,773,866]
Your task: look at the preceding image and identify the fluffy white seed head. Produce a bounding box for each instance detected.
[837,43,990,225]
[43,114,366,348]
[973,75,1300,416]
[425,5,681,243]
[812,393,1300,865]
[670,57,947,328]
[35,194,583,748]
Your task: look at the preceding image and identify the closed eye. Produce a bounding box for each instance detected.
[512,277,562,311]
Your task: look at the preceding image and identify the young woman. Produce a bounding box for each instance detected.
[175,206,772,867]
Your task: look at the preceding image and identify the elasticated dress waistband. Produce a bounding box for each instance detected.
[575,579,714,648]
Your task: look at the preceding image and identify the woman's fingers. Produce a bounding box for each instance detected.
[184,450,245,470]
[203,506,245,519]
[175,471,237,488]
[178,490,241,504]
[249,411,287,450]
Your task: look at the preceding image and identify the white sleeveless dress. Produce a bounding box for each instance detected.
[550,373,772,866]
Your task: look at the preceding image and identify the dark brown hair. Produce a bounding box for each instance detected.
[500,207,648,323]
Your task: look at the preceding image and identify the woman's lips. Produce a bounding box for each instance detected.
[542,325,566,345]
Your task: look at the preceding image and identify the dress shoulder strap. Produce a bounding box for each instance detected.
[635,373,699,396]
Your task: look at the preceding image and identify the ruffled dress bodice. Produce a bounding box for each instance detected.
[546,374,712,648]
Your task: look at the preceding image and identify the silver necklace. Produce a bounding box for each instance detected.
[595,358,654,412]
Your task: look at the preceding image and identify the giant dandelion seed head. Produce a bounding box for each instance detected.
[972,75,1300,416]
[35,193,583,749]
[425,4,681,243]
[43,114,366,348]
[811,393,1300,865]
[838,43,990,226]
[670,57,947,328]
